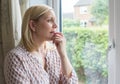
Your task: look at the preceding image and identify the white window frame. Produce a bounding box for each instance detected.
[48,0,61,32]
[109,0,120,84]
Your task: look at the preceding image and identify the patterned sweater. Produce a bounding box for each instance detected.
[4,44,78,84]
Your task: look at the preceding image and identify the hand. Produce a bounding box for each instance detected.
[52,32,67,57]
[52,32,73,76]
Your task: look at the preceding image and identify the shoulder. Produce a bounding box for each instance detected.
[5,44,29,63]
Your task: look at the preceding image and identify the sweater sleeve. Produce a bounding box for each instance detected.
[4,52,30,84]
[60,68,78,84]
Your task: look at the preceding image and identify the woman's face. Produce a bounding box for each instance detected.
[32,10,57,42]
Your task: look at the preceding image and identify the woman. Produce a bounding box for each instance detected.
[4,4,78,84]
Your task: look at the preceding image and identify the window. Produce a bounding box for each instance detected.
[80,6,88,14]
[29,0,47,6]
[62,0,109,83]
[80,20,87,27]
[29,0,120,83]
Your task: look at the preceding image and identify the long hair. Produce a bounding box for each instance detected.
[20,5,52,52]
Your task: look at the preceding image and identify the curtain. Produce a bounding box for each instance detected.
[0,0,29,83]
[10,0,22,46]
[0,0,15,83]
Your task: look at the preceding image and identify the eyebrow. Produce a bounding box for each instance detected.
[45,16,56,20]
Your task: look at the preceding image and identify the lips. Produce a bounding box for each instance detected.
[50,31,56,34]
[50,31,55,39]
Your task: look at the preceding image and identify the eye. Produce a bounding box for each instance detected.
[47,18,52,22]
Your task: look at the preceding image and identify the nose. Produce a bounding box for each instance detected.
[53,22,57,29]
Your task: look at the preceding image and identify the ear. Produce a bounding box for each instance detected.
[29,20,36,32]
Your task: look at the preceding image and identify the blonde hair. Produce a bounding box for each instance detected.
[20,5,52,52]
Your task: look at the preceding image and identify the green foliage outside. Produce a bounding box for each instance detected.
[63,28,108,82]
[62,0,109,82]
[63,19,80,28]
[91,0,109,25]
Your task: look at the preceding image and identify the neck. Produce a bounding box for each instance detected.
[32,33,46,52]
[35,42,46,52]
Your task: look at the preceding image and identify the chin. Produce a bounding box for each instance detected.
[46,38,52,41]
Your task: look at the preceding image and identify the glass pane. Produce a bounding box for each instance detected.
[29,0,47,6]
[62,0,109,84]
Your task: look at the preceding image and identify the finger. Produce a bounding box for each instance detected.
[54,32,63,36]
[52,34,63,40]
[53,37,63,44]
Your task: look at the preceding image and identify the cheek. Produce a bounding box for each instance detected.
[38,27,49,36]
[40,23,51,30]
[36,22,52,35]
[42,24,52,32]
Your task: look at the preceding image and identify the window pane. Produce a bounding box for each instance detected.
[29,0,47,6]
[62,0,109,84]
